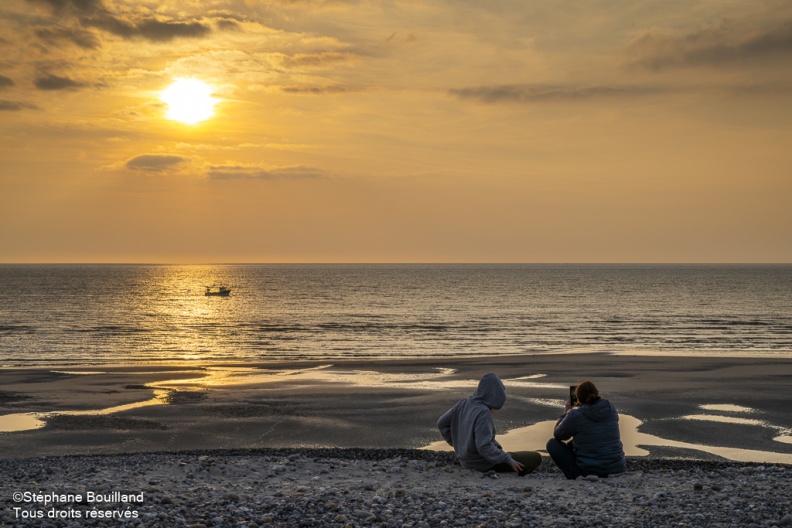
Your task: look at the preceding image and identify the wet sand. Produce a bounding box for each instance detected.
[1,353,791,463]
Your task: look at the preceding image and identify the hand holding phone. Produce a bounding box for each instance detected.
[569,385,578,406]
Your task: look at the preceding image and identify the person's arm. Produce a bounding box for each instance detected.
[473,412,517,468]
[437,404,456,446]
[553,408,577,441]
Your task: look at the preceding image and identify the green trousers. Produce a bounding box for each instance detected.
[489,450,542,476]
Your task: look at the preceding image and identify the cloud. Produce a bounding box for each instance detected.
[280,84,360,94]
[208,165,326,180]
[31,0,104,14]
[214,18,241,32]
[81,15,212,42]
[34,73,85,90]
[283,52,359,68]
[0,75,14,88]
[34,26,101,49]
[448,81,792,104]
[0,100,40,111]
[29,0,212,43]
[125,154,185,172]
[449,84,663,103]
[627,19,792,70]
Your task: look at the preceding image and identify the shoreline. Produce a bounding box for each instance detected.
[2,353,792,463]
[3,345,792,371]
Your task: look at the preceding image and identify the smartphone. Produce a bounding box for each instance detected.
[569,385,578,405]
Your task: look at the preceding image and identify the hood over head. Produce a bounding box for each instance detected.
[579,398,615,422]
[472,372,506,410]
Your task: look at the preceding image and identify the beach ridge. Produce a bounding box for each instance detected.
[2,448,790,527]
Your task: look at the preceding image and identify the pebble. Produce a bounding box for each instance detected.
[354,509,373,519]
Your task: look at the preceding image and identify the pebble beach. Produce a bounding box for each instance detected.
[3,448,792,527]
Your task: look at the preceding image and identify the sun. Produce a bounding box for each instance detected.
[160,78,217,125]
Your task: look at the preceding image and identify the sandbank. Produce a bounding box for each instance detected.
[1,353,791,463]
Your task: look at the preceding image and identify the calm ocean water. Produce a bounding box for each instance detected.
[0,264,790,367]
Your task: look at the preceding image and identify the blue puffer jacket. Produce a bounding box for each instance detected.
[553,399,626,475]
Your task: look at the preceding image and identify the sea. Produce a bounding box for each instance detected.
[1,264,791,367]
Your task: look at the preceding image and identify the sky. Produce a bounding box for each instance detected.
[1,0,791,263]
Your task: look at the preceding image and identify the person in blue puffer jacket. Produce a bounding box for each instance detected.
[546,380,626,479]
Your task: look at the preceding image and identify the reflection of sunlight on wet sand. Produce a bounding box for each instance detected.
[141,366,570,392]
[0,365,472,433]
[61,389,170,416]
[50,366,562,395]
[0,389,171,433]
[423,420,559,454]
[0,413,46,432]
[613,415,792,463]
[510,396,566,408]
[153,365,479,391]
[169,366,567,392]
[424,414,792,464]
[2,366,564,433]
[700,404,755,413]
[505,381,568,390]
[682,414,765,426]
[51,371,107,375]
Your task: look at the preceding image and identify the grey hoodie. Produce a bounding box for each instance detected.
[437,373,517,471]
[554,398,626,475]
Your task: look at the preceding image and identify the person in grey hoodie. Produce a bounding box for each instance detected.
[546,380,626,479]
[437,373,541,475]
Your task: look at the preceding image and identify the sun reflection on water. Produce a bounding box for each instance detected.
[142,265,240,363]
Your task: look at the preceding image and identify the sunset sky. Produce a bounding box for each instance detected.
[1,0,791,263]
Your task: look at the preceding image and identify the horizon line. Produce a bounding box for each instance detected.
[1,261,790,266]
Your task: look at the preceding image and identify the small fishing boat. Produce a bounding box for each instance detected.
[205,286,231,296]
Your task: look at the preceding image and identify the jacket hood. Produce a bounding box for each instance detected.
[579,398,615,422]
[471,373,506,410]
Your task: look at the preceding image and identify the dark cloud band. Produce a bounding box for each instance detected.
[0,100,39,111]
[34,74,85,91]
[627,19,792,70]
[35,26,100,49]
[30,0,213,43]
[126,154,185,172]
[208,165,325,180]
[449,84,663,103]
[32,0,104,14]
[81,15,211,42]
